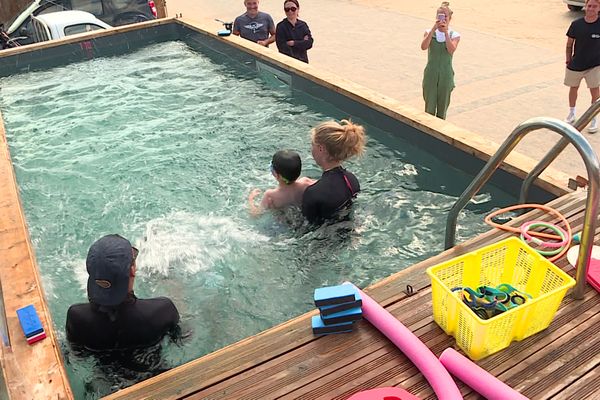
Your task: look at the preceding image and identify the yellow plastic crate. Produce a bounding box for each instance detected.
[426,237,575,360]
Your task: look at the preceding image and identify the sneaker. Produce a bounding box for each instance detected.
[565,112,576,125]
[589,117,598,134]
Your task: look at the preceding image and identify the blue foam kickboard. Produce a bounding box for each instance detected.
[314,284,357,307]
[16,305,43,338]
[311,315,354,335]
[319,295,362,316]
[321,306,362,325]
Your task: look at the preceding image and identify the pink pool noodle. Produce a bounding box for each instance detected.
[439,348,529,400]
[352,284,463,400]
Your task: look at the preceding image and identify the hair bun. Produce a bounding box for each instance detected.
[341,120,355,134]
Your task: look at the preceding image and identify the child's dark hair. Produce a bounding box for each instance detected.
[272,150,301,184]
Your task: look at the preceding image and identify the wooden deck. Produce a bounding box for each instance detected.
[104,190,600,400]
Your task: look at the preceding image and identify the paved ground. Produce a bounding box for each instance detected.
[167,0,598,181]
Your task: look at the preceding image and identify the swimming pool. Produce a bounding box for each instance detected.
[0,38,524,397]
[0,17,571,399]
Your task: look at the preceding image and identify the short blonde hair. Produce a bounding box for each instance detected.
[311,119,366,162]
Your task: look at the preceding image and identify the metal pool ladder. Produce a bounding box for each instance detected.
[445,101,600,299]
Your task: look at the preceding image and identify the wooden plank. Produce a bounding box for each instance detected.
[195,293,452,399]
[501,311,600,398]
[185,290,446,399]
[550,364,600,399]
[187,291,433,399]
[0,112,73,399]
[279,322,451,400]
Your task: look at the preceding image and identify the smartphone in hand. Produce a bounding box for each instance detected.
[437,13,446,22]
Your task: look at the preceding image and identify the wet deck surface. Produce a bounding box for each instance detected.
[105,190,600,400]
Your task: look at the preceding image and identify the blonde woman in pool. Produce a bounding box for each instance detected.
[421,1,460,120]
[302,119,366,224]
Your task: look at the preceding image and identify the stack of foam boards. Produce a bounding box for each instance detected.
[16,304,46,344]
[312,284,362,335]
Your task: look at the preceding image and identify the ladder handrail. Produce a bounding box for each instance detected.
[444,117,600,299]
[519,100,600,203]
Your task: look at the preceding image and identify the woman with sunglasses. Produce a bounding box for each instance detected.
[275,0,314,63]
[302,120,366,224]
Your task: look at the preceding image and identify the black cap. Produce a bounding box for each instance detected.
[86,234,133,306]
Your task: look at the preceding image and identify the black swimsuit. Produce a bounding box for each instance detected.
[302,166,360,224]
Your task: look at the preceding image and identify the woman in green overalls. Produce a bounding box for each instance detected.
[421,2,461,120]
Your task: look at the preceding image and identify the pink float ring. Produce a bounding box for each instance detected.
[520,220,568,249]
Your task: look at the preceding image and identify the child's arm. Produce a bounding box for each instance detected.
[248,189,275,216]
[248,189,264,216]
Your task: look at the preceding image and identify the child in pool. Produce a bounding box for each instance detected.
[248,149,315,215]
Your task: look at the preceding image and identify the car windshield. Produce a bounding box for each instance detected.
[4,0,37,29]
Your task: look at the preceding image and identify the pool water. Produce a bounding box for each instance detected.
[0,41,514,398]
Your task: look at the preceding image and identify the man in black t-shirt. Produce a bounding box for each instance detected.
[564,0,600,133]
[66,234,179,351]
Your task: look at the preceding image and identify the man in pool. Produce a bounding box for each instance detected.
[248,149,315,215]
[66,234,180,351]
[233,0,276,46]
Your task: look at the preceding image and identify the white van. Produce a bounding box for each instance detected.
[30,10,110,43]
[564,0,584,11]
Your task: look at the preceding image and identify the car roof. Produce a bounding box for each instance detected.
[33,10,112,29]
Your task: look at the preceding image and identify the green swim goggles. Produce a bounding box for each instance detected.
[452,284,532,320]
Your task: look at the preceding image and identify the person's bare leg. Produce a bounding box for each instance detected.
[569,86,579,108]
[566,86,579,124]
[588,87,599,133]
[590,87,599,104]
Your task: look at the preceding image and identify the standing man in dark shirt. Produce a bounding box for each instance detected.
[233,0,276,47]
[302,119,366,224]
[66,234,179,351]
[275,0,314,63]
[564,0,600,133]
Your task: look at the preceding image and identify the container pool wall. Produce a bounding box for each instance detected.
[0,17,571,399]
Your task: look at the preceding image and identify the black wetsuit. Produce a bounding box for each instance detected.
[302,166,360,223]
[66,293,179,351]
